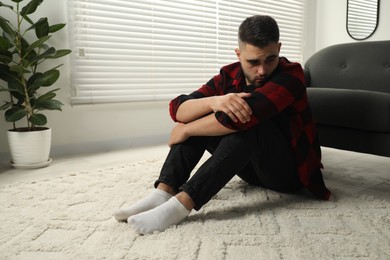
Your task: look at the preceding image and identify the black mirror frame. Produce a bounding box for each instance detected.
[346,0,380,41]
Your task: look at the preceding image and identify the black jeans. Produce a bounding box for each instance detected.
[155,121,303,210]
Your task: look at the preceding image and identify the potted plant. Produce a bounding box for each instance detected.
[0,0,71,168]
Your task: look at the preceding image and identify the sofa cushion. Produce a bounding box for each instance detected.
[304,41,390,94]
[307,88,390,132]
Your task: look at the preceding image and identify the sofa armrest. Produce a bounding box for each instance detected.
[303,68,311,88]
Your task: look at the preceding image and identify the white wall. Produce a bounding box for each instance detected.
[1,0,389,162]
[312,0,389,53]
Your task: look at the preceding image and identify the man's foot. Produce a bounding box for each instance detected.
[128,197,190,234]
[113,189,172,222]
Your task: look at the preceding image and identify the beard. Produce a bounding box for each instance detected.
[244,71,266,88]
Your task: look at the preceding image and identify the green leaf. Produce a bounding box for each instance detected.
[48,64,63,71]
[2,31,15,46]
[30,69,60,88]
[23,46,37,65]
[8,80,25,95]
[0,36,12,50]
[27,73,41,93]
[5,107,28,122]
[25,35,50,53]
[29,113,47,125]
[42,69,60,86]
[23,14,33,25]
[0,101,14,110]
[35,17,49,38]
[28,46,55,65]
[0,16,14,35]
[11,90,25,104]
[20,0,43,16]
[0,101,13,110]
[36,88,59,101]
[11,0,25,3]
[48,49,72,59]
[0,2,14,9]
[0,64,19,82]
[10,64,30,75]
[0,49,12,63]
[34,98,63,111]
[49,23,66,33]
[19,36,35,58]
[27,17,47,31]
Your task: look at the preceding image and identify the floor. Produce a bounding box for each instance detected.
[1,145,389,200]
[0,145,389,259]
[0,145,169,185]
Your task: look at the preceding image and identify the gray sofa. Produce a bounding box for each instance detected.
[304,40,390,157]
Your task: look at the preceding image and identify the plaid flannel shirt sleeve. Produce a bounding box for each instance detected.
[215,58,305,131]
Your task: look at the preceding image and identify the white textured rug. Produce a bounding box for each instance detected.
[0,158,389,260]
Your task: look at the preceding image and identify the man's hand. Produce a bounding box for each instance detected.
[168,123,189,147]
[211,93,252,123]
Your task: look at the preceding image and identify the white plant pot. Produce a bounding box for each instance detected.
[7,127,52,168]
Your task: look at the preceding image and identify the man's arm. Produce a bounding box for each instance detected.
[168,113,236,147]
[175,93,253,124]
[174,96,215,123]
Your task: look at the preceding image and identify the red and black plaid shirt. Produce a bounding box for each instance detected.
[169,57,331,200]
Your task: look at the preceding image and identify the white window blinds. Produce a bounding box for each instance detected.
[67,0,306,104]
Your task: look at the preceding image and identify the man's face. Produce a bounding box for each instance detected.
[235,42,281,87]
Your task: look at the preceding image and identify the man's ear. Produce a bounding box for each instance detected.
[235,48,241,60]
[278,42,282,52]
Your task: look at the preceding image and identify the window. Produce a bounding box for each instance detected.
[67,0,306,104]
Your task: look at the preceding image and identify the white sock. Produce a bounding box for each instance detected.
[128,197,191,234]
[113,189,172,222]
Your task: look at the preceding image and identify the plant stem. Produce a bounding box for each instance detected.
[16,3,33,130]
[9,93,16,130]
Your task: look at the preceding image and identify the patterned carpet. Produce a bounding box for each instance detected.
[0,158,389,260]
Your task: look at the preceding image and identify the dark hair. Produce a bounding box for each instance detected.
[238,15,280,48]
